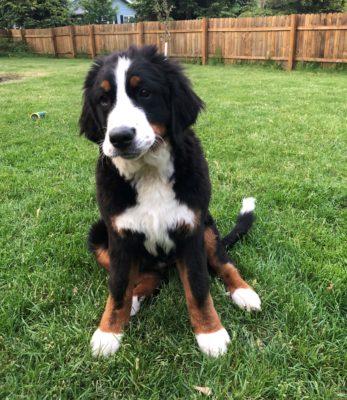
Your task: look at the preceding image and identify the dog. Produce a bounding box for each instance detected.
[79,45,261,358]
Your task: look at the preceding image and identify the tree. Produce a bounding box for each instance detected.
[0,0,71,29]
[265,0,345,14]
[132,0,157,21]
[77,0,117,24]
[153,0,173,56]
[132,0,255,21]
[131,0,346,20]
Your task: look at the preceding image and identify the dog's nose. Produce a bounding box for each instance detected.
[109,127,136,149]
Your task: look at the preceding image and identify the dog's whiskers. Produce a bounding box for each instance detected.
[151,135,166,152]
[97,139,107,168]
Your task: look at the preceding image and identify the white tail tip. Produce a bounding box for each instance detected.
[240,197,256,215]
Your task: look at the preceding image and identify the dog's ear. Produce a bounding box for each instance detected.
[79,58,105,143]
[137,46,204,138]
[169,63,204,145]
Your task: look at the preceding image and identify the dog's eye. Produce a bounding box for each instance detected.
[99,95,110,108]
[139,88,151,98]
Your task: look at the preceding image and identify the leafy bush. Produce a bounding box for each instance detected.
[181,57,202,65]
[296,60,347,73]
[0,37,32,57]
[208,48,224,66]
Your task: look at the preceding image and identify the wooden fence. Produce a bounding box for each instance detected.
[1,12,346,69]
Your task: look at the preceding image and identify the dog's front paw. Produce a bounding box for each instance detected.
[90,328,123,357]
[195,328,230,357]
[230,288,261,311]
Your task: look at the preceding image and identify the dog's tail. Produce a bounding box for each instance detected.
[222,197,256,250]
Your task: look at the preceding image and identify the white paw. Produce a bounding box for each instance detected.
[231,288,261,311]
[90,328,123,357]
[195,328,230,357]
[130,296,144,317]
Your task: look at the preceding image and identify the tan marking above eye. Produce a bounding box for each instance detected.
[130,75,141,87]
[150,123,166,137]
[101,80,111,92]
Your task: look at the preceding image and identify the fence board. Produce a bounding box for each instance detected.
[7,12,347,67]
[23,28,53,54]
[74,25,91,55]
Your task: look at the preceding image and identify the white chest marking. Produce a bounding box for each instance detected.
[112,147,195,256]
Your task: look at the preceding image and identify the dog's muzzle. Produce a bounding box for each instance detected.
[105,126,153,159]
[109,126,136,150]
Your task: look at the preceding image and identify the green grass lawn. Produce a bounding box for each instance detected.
[0,57,346,399]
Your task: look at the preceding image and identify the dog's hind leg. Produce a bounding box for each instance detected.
[204,219,261,312]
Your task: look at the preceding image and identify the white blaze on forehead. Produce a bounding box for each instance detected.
[105,57,134,140]
[102,56,156,158]
[115,57,132,104]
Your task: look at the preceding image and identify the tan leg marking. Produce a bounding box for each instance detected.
[133,271,160,297]
[204,227,250,294]
[177,261,222,335]
[95,248,110,271]
[93,251,160,300]
[99,265,138,334]
[91,264,139,356]
[150,123,167,137]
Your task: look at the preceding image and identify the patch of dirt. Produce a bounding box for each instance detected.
[0,74,21,83]
[0,71,48,84]
[22,71,48,78]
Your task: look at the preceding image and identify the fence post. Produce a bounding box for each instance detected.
[19,28,26,43]
[89,25,96,58]
[288,14,297,70]
[69,25,76,58]
[202,18,209,65]
[50,28,57,57]
[137,22,144,47]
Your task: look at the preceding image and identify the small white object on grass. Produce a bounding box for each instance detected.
[194,386,212,396]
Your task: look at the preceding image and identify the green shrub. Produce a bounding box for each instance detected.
[75,52,91,59]
[181,57,202,65]
[263,58,284,70]
[232,58,283,70]
[208,47,224,66]
[295,61,321,71]
[0,37,32,57]
[295,60,347,73]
